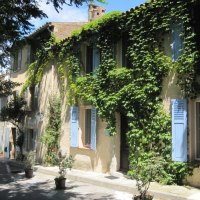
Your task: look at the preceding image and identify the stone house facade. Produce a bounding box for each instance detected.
[1,1,200,188]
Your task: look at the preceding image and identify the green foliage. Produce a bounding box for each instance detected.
[22,0,198,185]
[24,151,35,170]
[0,96,27,153]
[21,36,56,94]
[40,96,61,166]
[0,80,20,97]
[129,153,165,199]
[0,96,27,125]
[64,0,196,185]
[56,153,74,179]
[0,0,106,68]
[71,11,121,38]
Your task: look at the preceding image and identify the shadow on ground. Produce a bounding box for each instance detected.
[0,173,116,200]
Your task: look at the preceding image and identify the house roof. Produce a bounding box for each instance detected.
[27,22,87,40]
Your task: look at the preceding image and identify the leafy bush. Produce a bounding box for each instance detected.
[129,152,166,199]
[24,151,35,170]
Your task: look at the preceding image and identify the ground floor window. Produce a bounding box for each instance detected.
[84,109,91,147]
[70,106,96,150]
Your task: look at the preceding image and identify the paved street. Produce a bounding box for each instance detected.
[0,160,133,200]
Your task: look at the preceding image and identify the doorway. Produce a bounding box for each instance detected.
[120,114,129,172]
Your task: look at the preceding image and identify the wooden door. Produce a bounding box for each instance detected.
[120,114,129,172]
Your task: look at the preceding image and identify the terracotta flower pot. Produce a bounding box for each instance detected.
[133,194,153,200]
[25,169,34,178]
[55,177,66,189]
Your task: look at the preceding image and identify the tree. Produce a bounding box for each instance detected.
[0,96,27,154]
[0,0,105,106]
[0,79,20,97]
[0,0,105,69]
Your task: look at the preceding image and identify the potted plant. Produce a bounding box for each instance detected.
[54,153,74,189]
[129,152,166,200]
[24,151,35,178]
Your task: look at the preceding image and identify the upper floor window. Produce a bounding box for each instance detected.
[122,34,132,68]
[12,48,22,71]
[171,22,184,61]
[0,97,7,112]
[86,44,100,74]
[26,45,31,67]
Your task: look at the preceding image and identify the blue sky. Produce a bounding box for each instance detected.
[31,0,146,30]
[98,0,146,12]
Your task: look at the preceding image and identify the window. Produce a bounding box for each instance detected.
[26,45,31,67]
[0,97,7,112]
[196,102,200,159]
[12,48,22,71]
[25,129,36,151]
[86,46,93,73]
[70,106,96,150]
[86,44,100,74]
[85,109,91,147]
[29,85,38,110]
[17,49,22,70]
[171,22,184,61]
[24,87,31,111]
[34,85,38,109]
[122,34,132,68]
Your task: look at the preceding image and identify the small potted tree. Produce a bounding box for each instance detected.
[129,152,166,200]
[54,153,74,189]
[24,151,35,178]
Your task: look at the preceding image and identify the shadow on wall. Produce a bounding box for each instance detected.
[36,67,52,164]
[161,70,183,112]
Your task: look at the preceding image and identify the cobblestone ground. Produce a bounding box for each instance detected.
[0,160,134,200]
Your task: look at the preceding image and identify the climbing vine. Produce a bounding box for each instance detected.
[40,96,61,165]
[23,0,200,184]
[21,34,59,94]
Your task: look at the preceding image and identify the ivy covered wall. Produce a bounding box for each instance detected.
[23,0,200,184]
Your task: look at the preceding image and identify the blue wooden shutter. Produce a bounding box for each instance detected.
[92,45,100,72]
[90,108,96,150]
[32,130,37,151]
[4,128,10,158]
[171,99,187,162]
[70,106,79,147]
[171,23,183,61]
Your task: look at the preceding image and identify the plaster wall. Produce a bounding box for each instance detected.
[67,41,122,173]
[159,33,200,187]
[70,113,120,173]
[10,45,30,91]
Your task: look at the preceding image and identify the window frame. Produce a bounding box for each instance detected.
[84,108,92,148]
[80,105,96,149]
[85,44,100,74]
[171,22,184,62]
[86,45,93,74]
